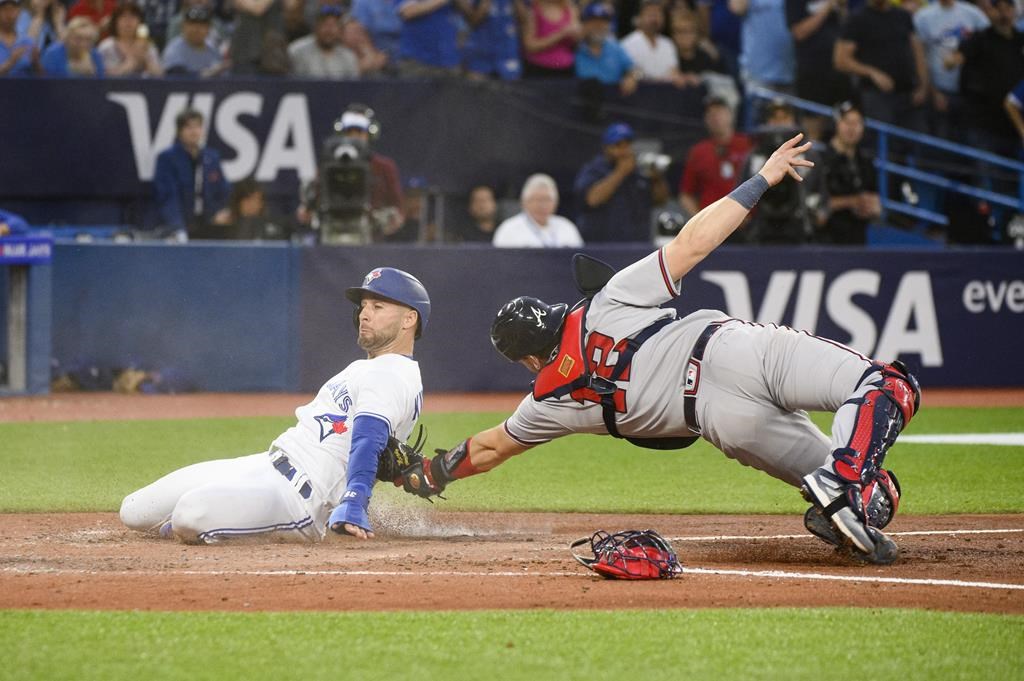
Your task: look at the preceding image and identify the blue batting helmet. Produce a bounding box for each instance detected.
[345,267,431,338]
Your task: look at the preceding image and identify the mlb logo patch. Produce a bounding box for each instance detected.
[684,358,700,396]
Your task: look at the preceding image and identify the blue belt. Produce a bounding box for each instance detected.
[272,454,313,500]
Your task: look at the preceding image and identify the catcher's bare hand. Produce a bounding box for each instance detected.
[757,133,814,187]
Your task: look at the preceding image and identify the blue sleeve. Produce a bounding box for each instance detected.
[153,151,185,229]
[332,414,390,531]
[40,44,66,76]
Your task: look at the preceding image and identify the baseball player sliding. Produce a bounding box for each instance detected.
[398,134,920,565]
[120,268,430,542]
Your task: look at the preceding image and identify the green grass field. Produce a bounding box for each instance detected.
[2,405,1022,680]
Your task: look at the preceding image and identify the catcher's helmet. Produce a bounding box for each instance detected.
[571,529,684,580]
[346,267,431,338]
[490,296,568,362]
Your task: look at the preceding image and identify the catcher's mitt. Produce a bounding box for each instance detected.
[570,529,683,580]
[376,425,426,483]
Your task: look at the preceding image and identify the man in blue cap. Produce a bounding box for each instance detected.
[573,121,669,242]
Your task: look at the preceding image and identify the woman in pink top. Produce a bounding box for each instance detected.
[521,0,580,77]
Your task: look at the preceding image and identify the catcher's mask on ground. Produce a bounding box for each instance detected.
[571,529,683,580]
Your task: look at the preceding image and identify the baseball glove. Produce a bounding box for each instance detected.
[570,529,683,580]
[376,425,426,483]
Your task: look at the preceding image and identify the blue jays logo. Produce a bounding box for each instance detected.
[315,413,349,442]
[364,269,383,286]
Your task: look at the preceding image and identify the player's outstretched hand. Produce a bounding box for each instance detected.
[757,133,814,187]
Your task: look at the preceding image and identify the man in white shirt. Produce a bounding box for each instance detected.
[492,174,584,248]
[619,0,686,85]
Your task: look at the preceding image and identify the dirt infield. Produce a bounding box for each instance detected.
[1,390,1022,614]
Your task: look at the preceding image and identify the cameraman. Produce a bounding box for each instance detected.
[298,105,404,243]
[573,122,669,242]
[741,99,822,244]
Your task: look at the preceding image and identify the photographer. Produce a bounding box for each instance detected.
[298,104,404,244]
[573,122,669,242]
[741,99,822,244]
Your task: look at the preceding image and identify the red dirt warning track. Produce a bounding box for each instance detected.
[0,390,1022,614]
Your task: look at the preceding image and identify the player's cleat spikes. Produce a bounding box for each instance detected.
[803,506,843,548]
[801,468,899,565]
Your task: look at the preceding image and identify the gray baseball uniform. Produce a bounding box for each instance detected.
[504,248,873,486]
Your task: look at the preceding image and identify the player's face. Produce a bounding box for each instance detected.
[356,295,414,354]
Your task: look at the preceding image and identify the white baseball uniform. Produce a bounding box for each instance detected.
[120,354,423,543]
[504,248,874,486]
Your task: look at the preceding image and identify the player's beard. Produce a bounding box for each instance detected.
[357,319,402,355]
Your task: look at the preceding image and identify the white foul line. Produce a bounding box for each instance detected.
[2,566,1022,591]
[664,528,1024,543]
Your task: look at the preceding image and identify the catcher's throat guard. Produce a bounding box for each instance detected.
[570,530,683,580]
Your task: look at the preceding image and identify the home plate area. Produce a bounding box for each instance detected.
[1,511,1021,614]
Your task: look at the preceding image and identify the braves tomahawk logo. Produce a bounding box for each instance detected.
[530,306,546,328]
[314,413,349,442]
[363,269,383,286]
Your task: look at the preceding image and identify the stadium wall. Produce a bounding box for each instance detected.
[47,243,1024,391]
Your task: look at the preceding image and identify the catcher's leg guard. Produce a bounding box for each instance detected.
[802,362,918,564]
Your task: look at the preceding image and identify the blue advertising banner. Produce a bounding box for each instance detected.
[0,78,704,209]
[46,243,1023,392]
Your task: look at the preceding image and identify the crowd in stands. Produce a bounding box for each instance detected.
[1,0,1023,245]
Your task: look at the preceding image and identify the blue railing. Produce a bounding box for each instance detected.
[747,86,1024,228]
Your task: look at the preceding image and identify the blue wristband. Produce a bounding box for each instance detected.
[727,174,770,210]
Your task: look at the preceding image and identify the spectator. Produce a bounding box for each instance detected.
[785,0,851,109]
[386,175,428,242]
[165,0,229,52]
[678,95,752,218]
[231,0,289,75]
[449,184,501,242]
[133,0,178,50]
[493,173,584,247]
[67,0,114,36]
[18,0,67,53]
[620,0,686,84]
[696,0,741,76]
[460,0,522,80]
[340,13,389,76]
[1,0,34,75]
[574,121,670,242]
[199,177,292,240]
[820,100,880,244]
[1006,78,1024,150]
[834,0,929,131]
[957,0,1024,159]
[575,2,638,93]
[153,108,231,239]
[97,1,163,76]
[395,0,460,77]
[671,8,725,85]
[288,4,359,78]
[521,0,580,77]
[913,0,989,141]
[729,0,795,109]
[162,6,226,76]
[40,15,104,76]
[351,0,401,65]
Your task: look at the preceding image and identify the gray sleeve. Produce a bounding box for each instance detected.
[502,395,576,446]
[600,248,681,308]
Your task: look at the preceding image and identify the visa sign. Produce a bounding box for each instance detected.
[107,91,317,182]
[700,270,943,366]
